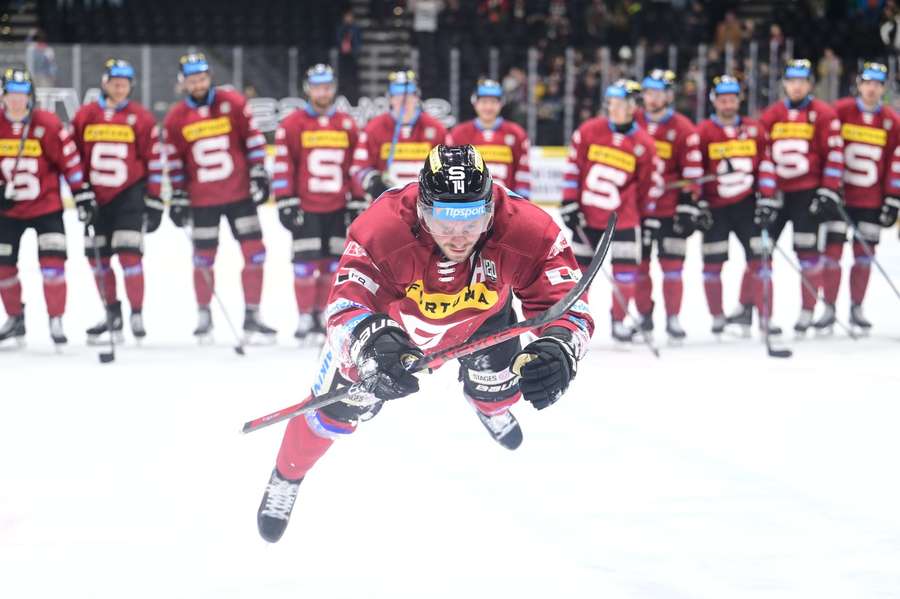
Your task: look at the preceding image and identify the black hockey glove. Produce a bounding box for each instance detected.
[753,194,782,230]
[143,196,165,233]
[559,200,587,236]
[696,199,714,232]
[809,187,842,223]
[249,164,270,206]
[350,314,424,402]
[74,183,98,225]
[879,196,900,227]
[672,192,699,237]
[511,327,578,411]
[276,196,303,231]
[168,189,191,228]
[362,170,391,201]
[346,197,370,223]
[0,182,12,212]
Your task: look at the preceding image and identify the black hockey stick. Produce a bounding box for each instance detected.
[759,228,792,358]
[601,266,660,357]
[834,203,900,304]
[88,224,116,363]
[240,213,617,434]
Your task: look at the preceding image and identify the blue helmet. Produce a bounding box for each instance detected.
[387,70,418,96]
[710,74,741,99]
[306,64,335,86]
[102,58,135,83]
[605,79,642,102]
[2,67,33,96]
[859,61,888,83]
[641,69,676,91]
[783,59,813,80]
[178,52,210,79]
[471,77,504,104]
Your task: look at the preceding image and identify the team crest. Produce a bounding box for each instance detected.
[33,126,45,138]
[425,127,436,139]
[505,134,515,145]
[220,101,231,114]
[886,119,893,130]
[318,116,328,126]
[343,118,353,130]
[127,114,137,126]
[634,144,645,157]
[809,110,817,122]
[748,126,758,137]
[667,129,676,141]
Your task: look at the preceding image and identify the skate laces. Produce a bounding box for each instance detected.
[261,476,300,520]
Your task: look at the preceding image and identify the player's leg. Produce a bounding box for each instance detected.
[84,203,120,343]
[190,205,220,339]
[634,219,657,335]
[701,204,729,335]
[111,183,148,339]
[610,226,641,342]
[736,198,780,335]
[788,190,822,334]
[313,210,347,334]
[35,211,68,345]
[0,216,26,344]
[657,217,688,341]
[225,199,276,341]
[290,211,322,340]
[815,219,847,333]
[848,208,881,333]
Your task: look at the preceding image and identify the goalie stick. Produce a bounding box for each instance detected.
[241,213,618,434]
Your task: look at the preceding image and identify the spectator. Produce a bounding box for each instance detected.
[336,8,361,103]
[714,10,743,52]
[816,47,843,102]
[685,1,710,46]
[584,0,610,49]
[502,66,528,126]
[880,0,900,54]
[26,29,57,87]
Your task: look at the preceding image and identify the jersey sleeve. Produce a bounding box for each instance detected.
[272,118,297,199]
[635,136,657,211]
[135,111,156,170]
[157,119,186,195]
[44,118,85,190]
[817,107,844,191]
[70,109,87,162]
[512,131,531,198]
[562,127,584,203]
[677,125,704,198]
[885,117,900,198]
[237,98,267,168]
[350,124,379,196]
[756,128,776,198]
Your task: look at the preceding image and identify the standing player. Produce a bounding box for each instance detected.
[696,75,778,335]
[148,53,276,342]
[0,68,95,346]
[634,69,705,342]
[255,145,594,543]
[350,70,446,204]
[561,79,657,342]
[71,59,158,343]
[755,59,844,335]
[447,78,530,198]
[272,64,359,341]
[823,62,900,333]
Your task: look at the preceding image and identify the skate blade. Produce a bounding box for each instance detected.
[666,336,685,347]
[244,331,277,346]
[87,331,125,346]
[793,330,808,341]
[850,325,871,337]
[814,326,834,337]
[0,336,27,349]
[196,333,215,345]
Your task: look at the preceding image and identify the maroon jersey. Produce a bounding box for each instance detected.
[148,88,267,207]
[563,117,657,229]
[759,97,844,193]
[0,109,85,220]
[350,110,447,195]
[71,98,156,206]
[324,183,593,372]
[447,118,531,197]
[833,97,900,209]
[272,106,359,213]
[696,116,776,209]
[634,108,704,217]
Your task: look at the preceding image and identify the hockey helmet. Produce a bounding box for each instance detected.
[2,67,33,96]
[388,70,418,96]
[859,61,888,83]
[304,63,335,93]
[418,145,494,237]
[641,69,676,91]
[471,78,504,104]
[102,58,135,83]
[709,74,742,101]
[178,53,210,80]
[783,59,813,80]
[605,79,642,102]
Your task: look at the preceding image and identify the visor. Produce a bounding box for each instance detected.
[389,81,417,96]
[784,66,811,79]
[860,65,887,82]
[419,199,493,237]
[3,80,32,94]
[108,64,135,79]
[182,60,210,77]
[308,72,334,86]
[641,77,668,91]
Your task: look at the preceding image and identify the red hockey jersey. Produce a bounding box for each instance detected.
[563,117,656,229]
[634,108,703,217]
[148,88,267,207]
[447,118,531,198]
[833,97,900,208]
[696,116,776,209]
[0,109,85,220]
[758,97,844,193]
[272,106,359,213]
[350,110,447,195]
[71,98,156,206]
[324,183,593,373]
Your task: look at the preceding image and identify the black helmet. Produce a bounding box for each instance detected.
[417,144,494,235]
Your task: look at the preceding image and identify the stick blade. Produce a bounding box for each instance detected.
[99,352,115,363]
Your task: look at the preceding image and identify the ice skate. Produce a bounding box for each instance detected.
[86,300,124,345]
[473,407,523,450]
[849,304,872,336]
[726,303,753,337]
[794,309,814,337]
[243,307,277,345]
[813,303,836,336]
[256,468,303,543]
[665,314,686,345]
[130,310,146,341]
[193,306,214,344]
[0,312,25,347]
[49,316,67,347]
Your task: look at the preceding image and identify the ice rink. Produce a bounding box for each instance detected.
[2,207,899,599]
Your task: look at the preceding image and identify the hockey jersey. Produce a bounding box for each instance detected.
[448,118,531,198]
[833,97,900,208]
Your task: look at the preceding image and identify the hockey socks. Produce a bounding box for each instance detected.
[0,265,23,316]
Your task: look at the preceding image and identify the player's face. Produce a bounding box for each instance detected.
[431,224,484,263]
[2,92,29,115]
[389,92,419,122]
[104,77,131,104]
[713,94,740,120]
[474,97,502,122]
[642,89,668,113]
[606,97,635,125]
[183,72,212,101]
[783,78,811,103]
[858,80,885,107]
[308,82,336,111]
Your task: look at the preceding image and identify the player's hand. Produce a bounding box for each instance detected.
[753,194,781,230]
[559,200,587,235]
[74,183,98,225]
[346,197,370,223]
[696,199,714,232]
[350,314,423,402]
[143,196,165,233]
[809,187,842,223]
[672,192,699,236]
[249,164,270,206]
[0,182,12,212]
[878,196,900,227]
[168,189,191,228]
[362,170,391,201]
[511,328,577,411]
[276,196,303,231]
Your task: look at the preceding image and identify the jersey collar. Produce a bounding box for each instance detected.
[394,108,421,128]
[98,95,129,112]
[644,107,674,124]
[475,117,504,132]
[607,120,637,135]
[711,114,742,128]
[185,87,216,109]
[856,97,883,114]
[304,103,336,118]
[784,95,812,110]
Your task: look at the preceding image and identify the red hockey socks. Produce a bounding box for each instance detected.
[193,248,217,306]
[748,259,774,321]
[293,261,317,314]
[88,255,117,305]
[659,258,684,316]
[314,258,339,312]
[850,243,872,305]
[0,265,23,316]
[738,266,754,306]
[118,253,144,312]
[240,239,265,308]
[610,264,637,321]
[634,259,653,315]
[468,392,521,416]
[797,251,822,311]
[276,410,356,480]
[702,263,724,316]
[821,243,843,305]
[39,257,66,317]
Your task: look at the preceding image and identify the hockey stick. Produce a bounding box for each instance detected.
[181,226,246,356]
[771,242,857,339]
[88,224,116,364]
[834,203,900,304]
[601,267,660,357]
[384,80,410,174]
[759,228,792,358]
[240,213,618,434]
[663,173,717,191]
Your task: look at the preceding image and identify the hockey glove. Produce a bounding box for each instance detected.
[362,170,392,201]
[809,187,842,223]
[74,183,98,225]
[511,327,577,411]
[249,164,270,206]
[753,194,782,230]
[276,196,303,231]
[879,196,900,227]
[350,314,424,402]
[672,192,700,237]
[559,200,587,237]
[0,182,12,212]
[346,197,370,223]
[696,199,714,232]
[143,196,165,233]
[168,189,191,228]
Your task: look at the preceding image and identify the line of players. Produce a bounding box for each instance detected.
[0,55,897,347]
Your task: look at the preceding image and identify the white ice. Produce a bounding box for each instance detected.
[1,207,899,599]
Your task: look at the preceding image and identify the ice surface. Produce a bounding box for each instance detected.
[2,208,899,599]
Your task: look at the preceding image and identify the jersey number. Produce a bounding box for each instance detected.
[715,157,754,199]
[193,135,235,183]
[581,163,627,210]
[843,142,881,188]
[307,148,345,193]
[771,139,810,179]
[90,142,129,188]
[386,160,421,187]
[0,157,40,202]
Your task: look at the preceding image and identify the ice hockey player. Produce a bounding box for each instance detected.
[825,61,900,333]
[561,79,657,342]
[447,78,530,198]
[350,70,447,205]
[71,59,158,344]
[272,64,359,341]
[256,145,593,543]
[756,59,844,335]
[148,53,276,342]
[634,69,705,342]
[695,75,779,335]
[0,68,95,347]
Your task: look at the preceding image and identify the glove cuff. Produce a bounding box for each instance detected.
[349,313,406,364]
[170,195,191,208]
[145,197,165,211]
[249,164,268,178]
[276,196,300,209]
[757,196,783,209]
[539,326,581,375]
[885,196,900,209]
[559,200,580,215]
